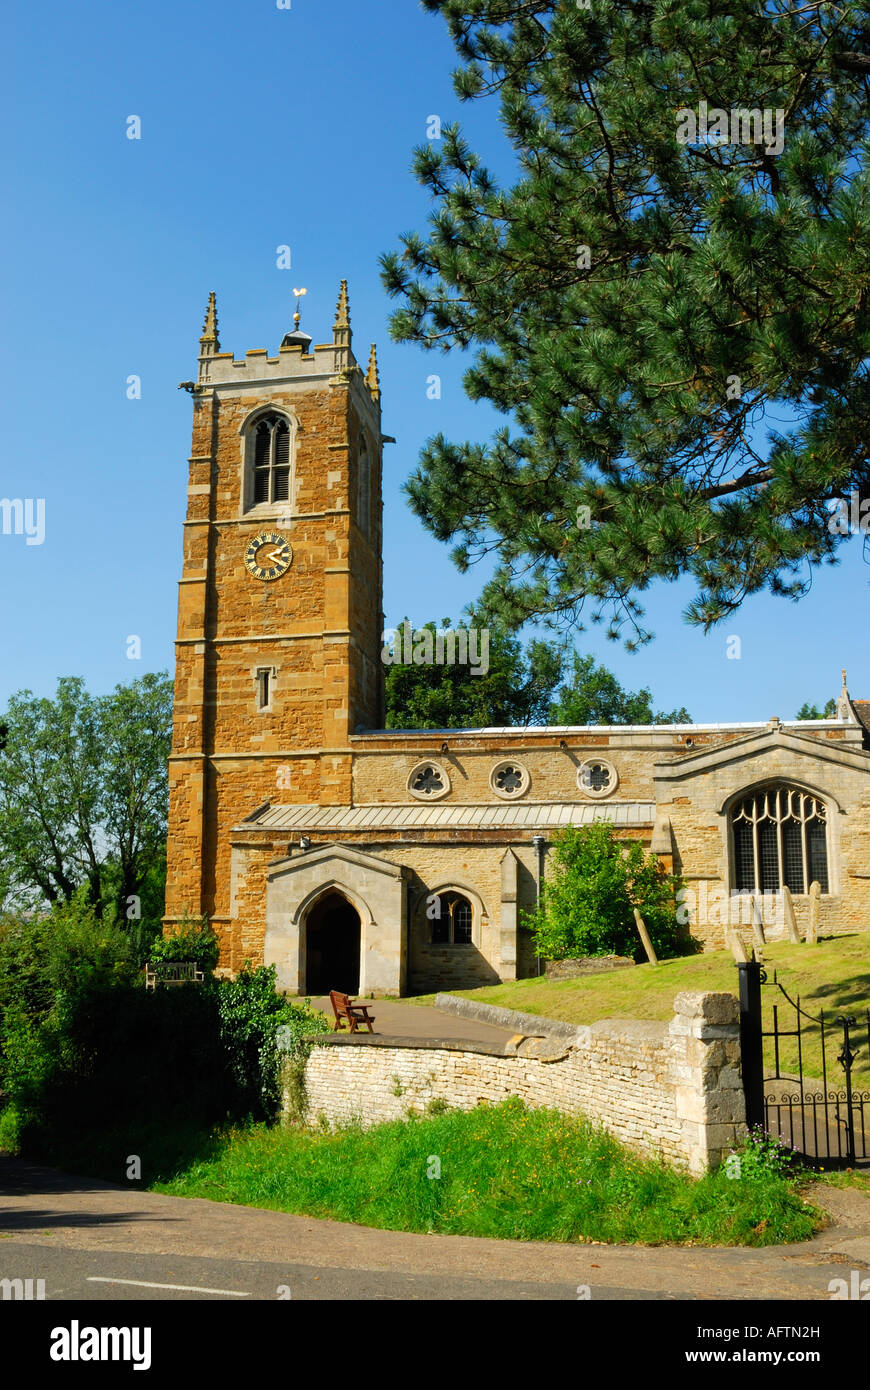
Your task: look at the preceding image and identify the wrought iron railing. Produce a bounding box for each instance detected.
[738,960,869,1167]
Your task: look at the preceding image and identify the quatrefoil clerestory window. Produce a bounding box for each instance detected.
[490,760,530,800]
[578,759,618,798]
[408,761,451,801]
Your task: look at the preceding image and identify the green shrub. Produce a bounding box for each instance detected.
[523,822,686,961]
[274,994,331,1058]
[425,1097,451,1116]
[0,898,140,1111]
[215,966,328,1119]
[0,902,329,1158]
[149,914,220,972]
[0,896,138,1019]
[275,995,331,1127]
[732,1126,801,1180]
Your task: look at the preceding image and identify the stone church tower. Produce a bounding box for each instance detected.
[163,287,869,997]
[164,286,385,956]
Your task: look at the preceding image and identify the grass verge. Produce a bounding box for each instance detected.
[151,1099,821,1247]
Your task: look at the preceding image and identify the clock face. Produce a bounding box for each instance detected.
[244,532,293,582]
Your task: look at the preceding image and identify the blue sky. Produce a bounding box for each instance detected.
[1,0,867,721]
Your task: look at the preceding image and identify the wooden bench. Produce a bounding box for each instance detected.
[144,961,205,991]
[329,990,376,1033]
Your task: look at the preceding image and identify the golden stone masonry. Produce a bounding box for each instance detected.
[164,287,870,996]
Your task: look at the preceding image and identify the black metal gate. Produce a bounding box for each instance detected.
[738,960,870,1167]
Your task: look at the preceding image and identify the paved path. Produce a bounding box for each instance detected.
[307,996,515,1046]
[1,1155,868,1301]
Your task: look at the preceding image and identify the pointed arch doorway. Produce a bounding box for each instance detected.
[304,891,361,995]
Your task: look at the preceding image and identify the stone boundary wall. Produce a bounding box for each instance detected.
[290,991,746,1174]
[432,992,584,1040]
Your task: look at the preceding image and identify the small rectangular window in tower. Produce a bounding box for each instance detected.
[256,668,273,711]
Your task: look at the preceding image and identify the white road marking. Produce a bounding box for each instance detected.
[87,1277,249,1296]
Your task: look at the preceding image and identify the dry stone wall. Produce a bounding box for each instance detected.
[290,990,745,1174]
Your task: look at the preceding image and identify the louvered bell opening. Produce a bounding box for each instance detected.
[273,470,290,502]
[254,468,270,504]
[254,422,272,467]
[275,424,290,466]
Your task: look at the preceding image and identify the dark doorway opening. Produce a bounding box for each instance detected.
[305,891,361,995]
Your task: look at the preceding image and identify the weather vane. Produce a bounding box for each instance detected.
[292,287,307,329]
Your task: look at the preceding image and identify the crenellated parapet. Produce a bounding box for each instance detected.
[194,286,381,424]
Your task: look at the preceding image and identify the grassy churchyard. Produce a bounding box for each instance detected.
[409,936,870,1090]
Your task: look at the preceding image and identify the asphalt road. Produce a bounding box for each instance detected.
[0,1238,662,1301]
[1,1154,869,1302]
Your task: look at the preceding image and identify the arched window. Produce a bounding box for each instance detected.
[731,786,829,895]
[357,438,370,537]
[429,892,473,946]
[250,414,291,508]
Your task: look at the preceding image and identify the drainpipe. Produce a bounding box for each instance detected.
[531,835,547,977]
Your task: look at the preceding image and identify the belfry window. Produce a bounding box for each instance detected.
[731,786,829,895]
[251,415,291,507]
[429,892,473,946]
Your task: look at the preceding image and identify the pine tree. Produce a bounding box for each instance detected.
[381,0,870,645]
[796,697,837,719]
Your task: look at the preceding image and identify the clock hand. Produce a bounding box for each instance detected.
[266,549,285,564]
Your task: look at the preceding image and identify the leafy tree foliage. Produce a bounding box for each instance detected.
[0,673,172,929]
[523,823,685,960]
[549,653,691,724]
[385,620,690,728]
[795,697,837,719]
[149,916,221,972]
[382,0,870,645]
[384,618,563,726]
[0,899,328,1154]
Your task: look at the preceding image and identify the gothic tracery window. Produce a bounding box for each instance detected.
[250,414,291,508]
[731,786,829,895]
[430,892,473,946]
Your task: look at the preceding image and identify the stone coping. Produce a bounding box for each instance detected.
[433,992,584,1040]
[301,1018,668,1055]
[302,1032,510,1058]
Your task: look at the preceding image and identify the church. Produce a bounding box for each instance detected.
[163,287,870,997]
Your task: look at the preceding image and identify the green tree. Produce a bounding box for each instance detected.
[550,653,691,725]
[382,0,870,645]
[524,823,685,961]
[98,674,173,920]
[795,698,837,719]
[0,673,172,927]
[384,618,563,727]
